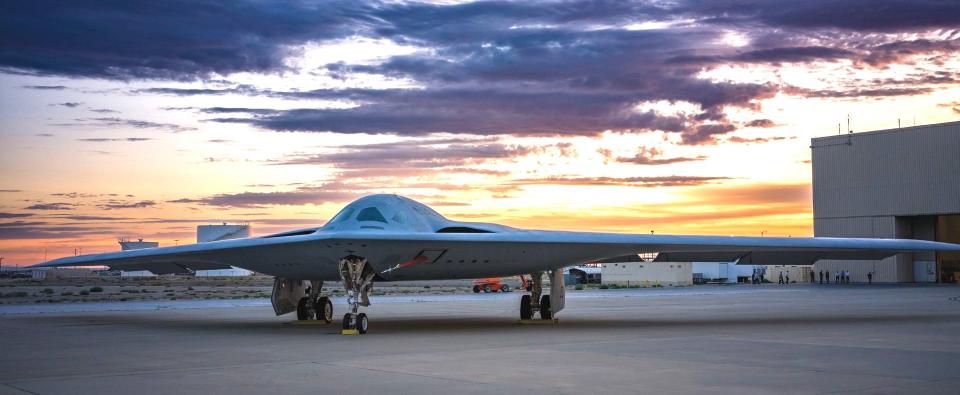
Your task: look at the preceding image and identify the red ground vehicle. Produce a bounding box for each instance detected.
[472,278,509,293]
[472,276,533,293]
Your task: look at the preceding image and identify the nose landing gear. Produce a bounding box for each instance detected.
[339,255,375,335]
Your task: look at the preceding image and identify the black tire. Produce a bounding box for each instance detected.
[473,285,481,293]
[520,294,533,320]
[483,285,492,293]
[539,295,552,320]
[296,297,312,320]
[357,313,369,334]
[501,285,511,293]
[317,296,333,323]
[342,313,354,330]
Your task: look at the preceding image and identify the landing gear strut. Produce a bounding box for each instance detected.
[339,256,375,334]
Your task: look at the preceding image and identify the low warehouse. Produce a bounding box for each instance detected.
[600,255,692,286]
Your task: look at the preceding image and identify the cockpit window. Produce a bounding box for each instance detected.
[356,207,387,223]
[328,207,355,224]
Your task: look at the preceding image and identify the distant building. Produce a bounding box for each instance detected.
[29,267,93,280]
[599,255,692,286]
[119,238,158,278]
[194,223,253,277]
[812,121,960,283]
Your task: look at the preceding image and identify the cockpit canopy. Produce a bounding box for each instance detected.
[319,194,510,233]
[321,194,449,232]
[262,194,512,238]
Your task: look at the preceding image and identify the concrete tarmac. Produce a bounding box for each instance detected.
[2,284,959,394]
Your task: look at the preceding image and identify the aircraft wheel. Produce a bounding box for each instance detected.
[473,285,481,293]
[317,296,333,323]
[342,313,354,330]
[520,294,533,320]
[501,285,511,293]
[483,285,492,293]
[296,297,313,320]
[539,295,552,320]
[357,313,369,334]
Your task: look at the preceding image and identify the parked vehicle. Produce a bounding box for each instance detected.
[473,277,510,293]
[472,276,533,293]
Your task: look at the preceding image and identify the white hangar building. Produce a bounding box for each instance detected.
[811,121,960,283]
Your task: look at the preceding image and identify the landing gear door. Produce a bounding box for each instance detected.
[271,277,306,316]
[550,269,565,314]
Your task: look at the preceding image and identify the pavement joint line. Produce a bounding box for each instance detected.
[310,361,492,385]
[2,382,39,395]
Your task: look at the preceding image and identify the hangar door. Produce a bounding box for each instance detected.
[938,215,960,284]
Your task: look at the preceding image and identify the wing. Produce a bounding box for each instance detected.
[30,230,960,280]
[31,231,329,275]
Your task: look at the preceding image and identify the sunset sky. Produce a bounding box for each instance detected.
[1,0,959,265]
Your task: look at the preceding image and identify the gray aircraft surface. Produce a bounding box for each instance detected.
[33,194,960,334]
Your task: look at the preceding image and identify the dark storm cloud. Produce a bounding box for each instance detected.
[20,85,66,90]
[169,184,357,208]
[512,176,731,188]
[726,136,793,144]
[77,137,153,142]
[0,212,33,219]
[744,119,776,128]
[275,138,539,179]
[55,215,133,221]
[669,46,856,65]
[859,39,960,67]
[143,85,261,96]
[24,202,75,210]
[98,200,157,210]
[0,0,372,80]
[279,139,531,168]
[226,87,722,140]
[199,107,281,115]
[783,86,935,98]
[50,192,98,198]
[616,147,706,165]
[81,117,196,132]
[4,0,958,144]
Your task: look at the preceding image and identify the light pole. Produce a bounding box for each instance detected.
[761,230,767,237]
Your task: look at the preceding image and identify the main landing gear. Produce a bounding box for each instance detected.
[519,270,564,321]
[339,255,375,334]
[295,281,334,323]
